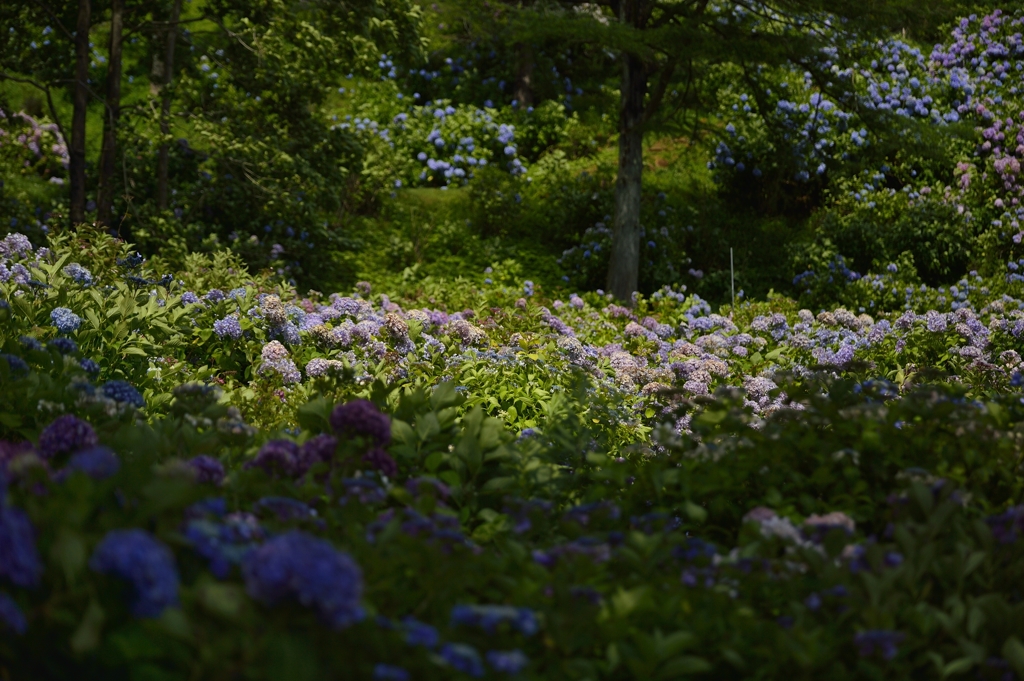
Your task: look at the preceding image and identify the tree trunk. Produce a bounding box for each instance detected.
[69,0,92,226]
[514,42,534,108]
[97,0,124,230]
[156,0,183,211]
[606,48,647,303]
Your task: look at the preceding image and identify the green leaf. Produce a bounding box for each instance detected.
[942,657,975,677]
[657,655,712,678]
[1003,637,1024,678]
[70,600,105,654]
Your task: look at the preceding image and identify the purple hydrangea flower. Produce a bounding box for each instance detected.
[89,529,180,618]
[361,448,397,478]
[246,440,305,478]
[38,414,98,459]
[0,592,27,634]
[242,531,364,629]
[180,291,200,305]
[188,456,225,485]
[62,263,94,286]
[300,434,338,468]
[330,400,391,446]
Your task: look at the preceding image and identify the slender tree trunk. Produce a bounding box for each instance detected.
[607,48,647,303]
[97,0,124,229]
[156,0,183,211]
[514,42,534,108]
[69,0,92,226]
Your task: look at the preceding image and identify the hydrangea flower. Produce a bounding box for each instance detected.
[0,503,43,587]
[89,529,180,618]
[440,643,485,677]
[188,456,226,485]
[486,650,529,674]
[330,400,391,446]
[258,341,301,384]
[79,358,100,376]
[50,307,81,334]
[47,337,78,355]
[213,314,243,339]
[242,531,364,629]
[63,446,120,480]
[0,592,27,634]
[62,263,94,286]
[450,604,539,635]
[246,439,306,478]
[102,380,145,408]
[372,664,410,681]
[184,512,264,579]
[38,414,98,459]
[0,354,29,378]
[300,434,337,468]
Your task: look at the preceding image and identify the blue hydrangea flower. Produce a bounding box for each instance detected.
[0,504,43,587]
[372,665,410,681]
[242,531,364,629]
[50,307,81,334]
[402,617,440,648]
[0,354,28,378]
[63,446,120,480]
[486,649,529,674]
[89,529,180,618]
[450,604,539,636]
[440,643,485,677]
[213,314,243,339]
[180,291,200,305]
[80,358,100,376]
[853,630,905,660]
[18,336,42,351]
[62,263,94,286]
[185,512,264,579]
[0,592,27,634]
[48,337,78,355]
[38,414,98,459]
[101,380,145,408]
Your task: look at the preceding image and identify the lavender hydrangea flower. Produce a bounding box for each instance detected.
[63,446,120,480]
[213,314,243,339]
[102,380,145,408]
[188,456,225,485]
[258,341,301,384]
[242,531,364,629]
[0,592,27,634]
[330,399,391,446]
[180,291,200,305]
[89,529,179,618]
[0,504,43,587]
[50,307,81,334]
[205,289,226,303]
[38,414,98,459]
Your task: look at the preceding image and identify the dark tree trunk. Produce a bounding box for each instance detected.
[156,0,183,211]
[69,0,92,226]
[514,42,534,108]
[97,0,124,230]
[607,45,647,303]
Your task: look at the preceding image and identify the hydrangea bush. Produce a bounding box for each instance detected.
[3,228,1024,677]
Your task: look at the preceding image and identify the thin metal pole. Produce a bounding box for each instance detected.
[730,247,735,317]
